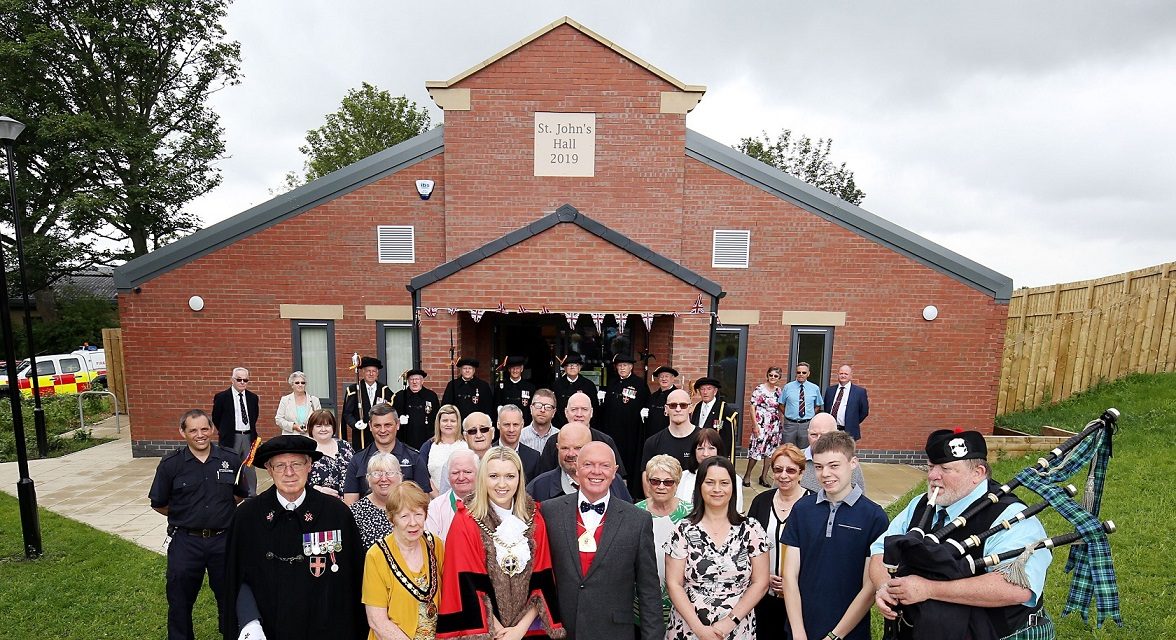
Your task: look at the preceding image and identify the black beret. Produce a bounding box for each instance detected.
[359,356,383,370]
[404,368,427,379]
[562,353,584,365]
[612,354,637,364]
[652,366,679,377]
[498,355,527,370]
[693,376,722,390]
[254,435,323,467]
[925,429,987,464]
[456,357,480,368]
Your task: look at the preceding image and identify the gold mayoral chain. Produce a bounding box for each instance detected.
[475,515,532,577]
[376,533,440,618]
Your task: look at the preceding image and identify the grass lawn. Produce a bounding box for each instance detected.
[0,494,219,638]
[877,371,1175,637]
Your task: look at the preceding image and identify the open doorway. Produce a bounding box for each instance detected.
[490,313,648,388]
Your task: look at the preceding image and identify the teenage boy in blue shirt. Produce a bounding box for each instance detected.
[782,430,887,640]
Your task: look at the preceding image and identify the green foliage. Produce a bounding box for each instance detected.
[736,129,866,205]
[0,0,242,269]
[0,493,220,638]
[879,371,1176,637]
[287,82,432,187]
[15,284,118,356]
[0,393,113,462]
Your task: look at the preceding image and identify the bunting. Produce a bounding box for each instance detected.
[690,294,705,314]
[469,309,485,323]
[614,313,628,333]
[590,313,607,334]
[564,312,580,329]
[641,313,655,332]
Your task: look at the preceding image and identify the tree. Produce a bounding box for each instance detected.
[736,129,866,205]
[285,82,432,188]
[0,0,241,274]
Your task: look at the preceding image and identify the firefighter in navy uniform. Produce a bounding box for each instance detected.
[391,368,439,449]
[494,355,536,425]
[149,409,246,640]
[550,352,598,428]
[442,357,495,423]
[601,353,650,497]
[341,356,394,450]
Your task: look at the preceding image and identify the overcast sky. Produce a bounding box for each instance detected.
[190,1,1176,288]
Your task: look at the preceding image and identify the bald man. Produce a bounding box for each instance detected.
[534,392,628,479]
[799,413,866,493]
[638,388,699,487]
[527,422,632,502]
[541,442,663,640]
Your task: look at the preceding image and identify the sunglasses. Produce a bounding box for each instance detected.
[465,426,492,435]
[235,378,250,383]
[666,402,690,410]
[292,381,306,385]
[767,374,781,378]
[772,466,801,475]
[795,371,808,375]
[648,478,676,487]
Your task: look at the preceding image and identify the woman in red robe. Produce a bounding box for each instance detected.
[437,446,565,640]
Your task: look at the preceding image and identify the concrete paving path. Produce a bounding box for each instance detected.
[2,416,924,554]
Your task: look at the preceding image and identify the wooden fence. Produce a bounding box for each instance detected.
[998,262,1176,414]
[102,327,127,412]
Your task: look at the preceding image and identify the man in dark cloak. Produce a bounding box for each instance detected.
[600,354,649,497]
[225,435,367,640]
[495,355,537,425]
[392,368,440,449]
[550,353,598,428]
[644,366,679,437]
[442,357,495,424]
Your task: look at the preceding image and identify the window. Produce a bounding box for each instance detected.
[35,360,56,376]
[60,358,82,374]
[789,326,835,390]
[377,225,415,263]
[376,322,414,392]
[292,321,337,410]
[712,325,748,448]
[712,230,751,268]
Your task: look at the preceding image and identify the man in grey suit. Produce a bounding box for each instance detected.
[541,441,664,640]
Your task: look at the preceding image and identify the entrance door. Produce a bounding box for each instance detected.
[790,326,834,389]
[491,313,648,388]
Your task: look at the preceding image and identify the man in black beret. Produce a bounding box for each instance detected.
[495,355,536,425]
[690,376,739,464]
[342,356,393,450]
[442,356,495,423]
[644,365,680,438]
[601,354,650,497]
[869,429,1055,640]
[391,368,439,449]
[551,353,598,429]
[225,435,367,639]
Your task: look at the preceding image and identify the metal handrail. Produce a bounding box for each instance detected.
[78,390,120,434]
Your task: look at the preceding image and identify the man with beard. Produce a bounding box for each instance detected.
[442,357,495,424]
[424,448,479,539]
[601,354,650,497]
[551,353,598,428]
[519,388,559,453]
[495,355,536,425]
[391,368,439,449]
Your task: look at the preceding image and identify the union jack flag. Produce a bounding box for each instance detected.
[690,294,705,314]
[470,309,485,323]
[496,301,507,314]
[422,307,438,318]
[541,306,550,314]
[518,305,528,314]
[641,313,655,332]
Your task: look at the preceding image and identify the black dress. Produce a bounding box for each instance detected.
[225,487,367,639]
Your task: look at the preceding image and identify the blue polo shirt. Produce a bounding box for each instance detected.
[870,480,1051,605]
[781,485,888,640]
[779,380,823,421]
[343,439,429,496]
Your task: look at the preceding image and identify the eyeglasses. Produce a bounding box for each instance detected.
[269,461,307,473]
[292,381,306,385]
[648,478,676,487]
[367,471,402,480]
[767,374,781,379]
[532,402,556,411]
[772,466,801,475]
[465,426,492,435]
[235,378,250,383]
[666,402,690,410]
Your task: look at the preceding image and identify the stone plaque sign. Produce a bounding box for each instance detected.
[534,112,596,177]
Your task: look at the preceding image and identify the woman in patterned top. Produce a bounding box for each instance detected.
[307,409,354,498]
[745,367,784,487]
[350,452,404,549]
[665,456,770,640]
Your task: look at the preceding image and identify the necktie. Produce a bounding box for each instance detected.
[580,501,605,515]
[798,384,806,418]
[831,385,845,418]
[238,391,249,427]
[933,508,948,532]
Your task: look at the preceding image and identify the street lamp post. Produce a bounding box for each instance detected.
[0,115,43,558]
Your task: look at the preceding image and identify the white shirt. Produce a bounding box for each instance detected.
[576,490,611,530]
[699,399,715,422]
[276,490,307,511]
[560,471,578,496]
[234,390,250,432]
[365,382,378,406]
[831,382,852,426]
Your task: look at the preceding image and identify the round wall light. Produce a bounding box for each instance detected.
[922,305,939,321]
[188,295,205,312]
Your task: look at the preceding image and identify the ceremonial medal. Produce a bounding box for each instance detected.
[302,533,313,556]
[500,551,522,576]
[309,556,326,577]
[426,602,438,618]
[577,530,597,553]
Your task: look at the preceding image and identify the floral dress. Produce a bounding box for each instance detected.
[308,438,355,497]
[665,518,770,640]
[747,383,781,460]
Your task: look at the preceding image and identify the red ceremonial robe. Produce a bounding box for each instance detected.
[437,500,565,639]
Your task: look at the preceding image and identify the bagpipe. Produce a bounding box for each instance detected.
[881,408,1122,640]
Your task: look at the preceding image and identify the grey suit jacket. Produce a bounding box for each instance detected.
[540,493,664,640]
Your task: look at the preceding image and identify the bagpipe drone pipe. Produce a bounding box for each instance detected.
[881,408,1123,640]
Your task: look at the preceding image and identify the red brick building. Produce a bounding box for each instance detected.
[114,18,1011,461]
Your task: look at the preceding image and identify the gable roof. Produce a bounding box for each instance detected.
[407,204,724,298]
[685,130,1014,302]
[424,16,706,93]
[113,127,445,290]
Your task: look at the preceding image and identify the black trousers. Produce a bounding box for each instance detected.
[166,531,231,640]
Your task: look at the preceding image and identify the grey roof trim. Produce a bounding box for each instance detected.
[407,204,725,298]
[114,127,446,290]
[685,129,1014,302]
